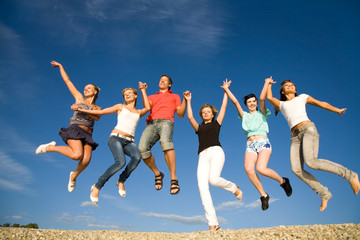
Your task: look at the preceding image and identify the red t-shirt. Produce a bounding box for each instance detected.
[146,90,181,123]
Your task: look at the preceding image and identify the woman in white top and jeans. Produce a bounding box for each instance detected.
[266,77,360,211]
[72,82,150,204]
[184,79,243,231]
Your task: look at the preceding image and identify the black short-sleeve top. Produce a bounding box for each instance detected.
[196,120,222,154]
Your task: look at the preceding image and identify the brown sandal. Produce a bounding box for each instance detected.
[155,172,164,190]
[170,179,180,195]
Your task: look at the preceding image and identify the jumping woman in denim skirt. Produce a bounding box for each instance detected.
[222,78,292,211]
[184,79,243,231]
[266,77,360,211]
[72,82,150,204]
[36,61,101,192]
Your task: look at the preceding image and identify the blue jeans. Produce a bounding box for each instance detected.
[138,119,174,159]
[95,135,141,190]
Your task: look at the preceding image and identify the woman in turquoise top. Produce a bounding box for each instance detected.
[223,78,292,210]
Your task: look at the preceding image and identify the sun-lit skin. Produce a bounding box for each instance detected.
[201,107,214,123]
[83,84,98,98]
[245,97,258,113]
[123,89,137,104]
[281,82,297,96]
[158,76,171,91]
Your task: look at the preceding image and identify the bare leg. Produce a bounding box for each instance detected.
[164,149,177,180]
[71,144,92,181]
[256,149,284,184]
[244,152,266,197]
[143,155,163,190]
[143,155,161,176]
[47,139,84,160]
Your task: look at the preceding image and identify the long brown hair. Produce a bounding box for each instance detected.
[89,84,100,105]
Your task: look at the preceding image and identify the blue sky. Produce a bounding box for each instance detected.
[0,0,359,233]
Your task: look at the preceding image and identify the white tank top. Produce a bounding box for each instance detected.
[280,94,310,129]
[115,107,140,137]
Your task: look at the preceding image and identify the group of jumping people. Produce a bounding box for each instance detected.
[36,61,360,231]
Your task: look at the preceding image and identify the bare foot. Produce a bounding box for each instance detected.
[234,187,243,200]
[350,174,360,195]
[320,194,332,212]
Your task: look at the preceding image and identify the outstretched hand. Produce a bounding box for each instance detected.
[265,76,276,84]
[338,108,347,116]
[139,82,147,90]
[50,61,61,68]
[183,90,191,100]
[221,78,231,89]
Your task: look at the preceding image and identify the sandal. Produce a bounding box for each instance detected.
[170,179,180,195]
[155,172,164,190]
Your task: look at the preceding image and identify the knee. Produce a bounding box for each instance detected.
[209,177,220,187]
[72,152,83,161]
[245,166,256,176]
[305,158,320,170]
[256,166,266,176]
[291,167,303,177]
[114,158,126,169]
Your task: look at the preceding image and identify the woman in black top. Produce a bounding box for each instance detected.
[184,79,242,231]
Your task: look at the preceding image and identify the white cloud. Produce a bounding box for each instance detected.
[57,212,97,223]
[11,215,23,220]
[88,223,121,229]
[141,212,207,225]
[81,201,98,207]
[0,151,33,191]
[215,200,244,210]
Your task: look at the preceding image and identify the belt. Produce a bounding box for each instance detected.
[110,133,134,142]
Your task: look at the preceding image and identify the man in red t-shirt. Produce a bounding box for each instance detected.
[139,75,186,195]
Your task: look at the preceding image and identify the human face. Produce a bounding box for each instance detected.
[246,97,258,112]
[281,82,297,95]
[159,76,171,90]
[201,107,214,122]
[123,89,137,103]
[84,84,97,98]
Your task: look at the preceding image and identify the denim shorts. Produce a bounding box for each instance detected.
[245,137,271,154]
[138,119,174,159]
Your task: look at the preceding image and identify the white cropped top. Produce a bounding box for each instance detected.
[115,107,140,137]
[280,94,310,129]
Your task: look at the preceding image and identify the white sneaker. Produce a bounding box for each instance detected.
[68,171,76,192]
[35,141,56,154]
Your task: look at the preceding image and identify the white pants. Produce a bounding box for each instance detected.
[197,146,237,226]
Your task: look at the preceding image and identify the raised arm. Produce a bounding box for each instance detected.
[266,78,280,109]
[221,79,244,118]
[183,91,199,131]
[51,61,84,102]
[176,94,187,118]
[72,104,119,116]
[217,80,230,125]
[138,82,151,117]
[259,77,272,115]
[307,96,347,115]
